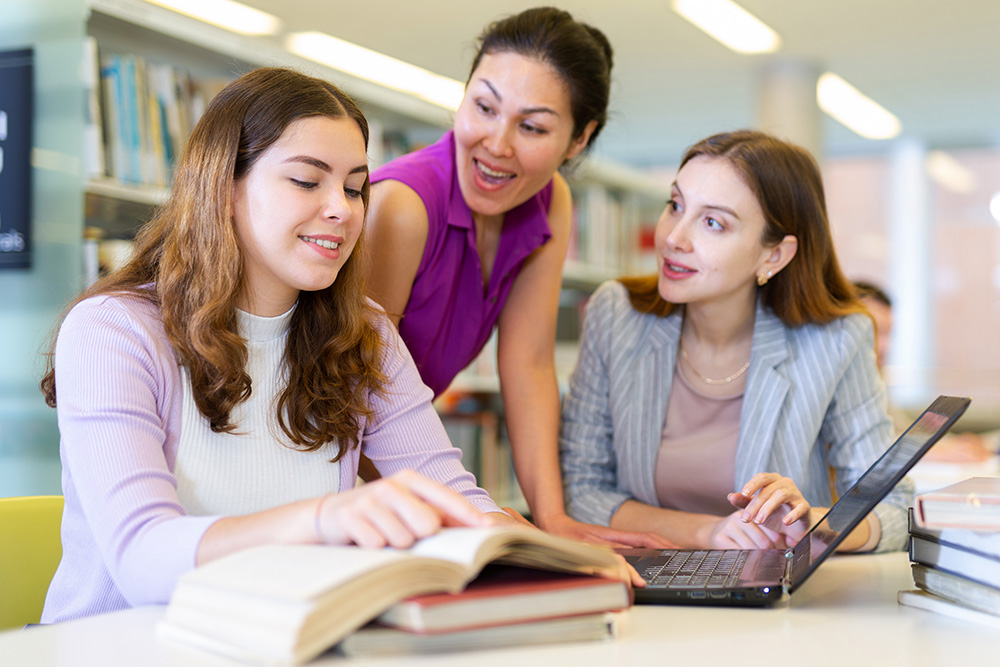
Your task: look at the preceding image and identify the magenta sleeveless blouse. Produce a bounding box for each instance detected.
[370,131,554,396]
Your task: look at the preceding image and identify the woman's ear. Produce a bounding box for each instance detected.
[762,235,798,279]
[565,120,599,161]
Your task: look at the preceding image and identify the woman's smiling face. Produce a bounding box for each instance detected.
[655,155,777,309]
[452,50,591,220]
[232,115,368,316]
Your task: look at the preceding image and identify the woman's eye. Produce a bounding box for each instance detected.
[706,217,723,230]
[666,198,680,213]
[345,188,363,199]
[520,123,546,135]
[476,101,495,115]
[291,178,318,190]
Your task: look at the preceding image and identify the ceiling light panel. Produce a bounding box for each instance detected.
[817,73,901,140]
[286,32,465,111]
[145,0,281,35]
[672,0,781,54]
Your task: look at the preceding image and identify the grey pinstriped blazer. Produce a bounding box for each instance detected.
[559,281,911,552]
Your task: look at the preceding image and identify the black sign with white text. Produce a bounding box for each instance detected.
[0,48,33,269]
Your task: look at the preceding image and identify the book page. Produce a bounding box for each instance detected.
[408,526,620,576]
[175,544,412,601]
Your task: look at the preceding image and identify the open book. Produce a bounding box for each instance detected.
[155,526,623,665]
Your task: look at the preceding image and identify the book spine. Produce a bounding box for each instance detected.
[82,37,106,180]
[916,494,1000,531]
[120,54,141,184]
[100,53,125,184]
[912,563,1000,615]
[908,507,1000,555]
[897,589,1000,629]
[909,534,1000,588]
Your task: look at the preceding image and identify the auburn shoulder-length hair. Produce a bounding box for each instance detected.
[621,130,864,326]
[41,67,385,460]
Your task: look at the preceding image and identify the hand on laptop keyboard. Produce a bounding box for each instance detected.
[702,473,812,549]
[730,472,811,526]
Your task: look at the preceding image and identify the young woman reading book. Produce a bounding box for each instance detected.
[363,7,666,550]
[560,130,913,552]
[39,67,529,623]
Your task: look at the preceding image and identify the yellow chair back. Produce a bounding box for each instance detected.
[0,495,64,630]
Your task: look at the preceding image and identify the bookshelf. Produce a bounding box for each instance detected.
[2,0,667,504]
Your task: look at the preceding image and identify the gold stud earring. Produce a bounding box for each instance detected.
[757,270,773,286]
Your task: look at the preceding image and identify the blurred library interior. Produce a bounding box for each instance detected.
[4,0,1000,505]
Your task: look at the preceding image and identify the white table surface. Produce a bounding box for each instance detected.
[1,551,993,667]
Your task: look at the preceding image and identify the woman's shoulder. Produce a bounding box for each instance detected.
[585,280,675,337]
[362,297,407,354]
[57,289,173,368]
[65,289,162,331]
[371,132,453,198]
[784,311,874,358]
[588,279,631,314]
[791,311,872,338]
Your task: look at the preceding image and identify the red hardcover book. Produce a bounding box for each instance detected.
[376,564,631,633]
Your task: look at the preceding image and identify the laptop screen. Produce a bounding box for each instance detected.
[786,395,970,592]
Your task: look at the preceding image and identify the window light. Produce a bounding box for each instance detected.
[989,192,1000,224]
[671,0,781,54]
[926,151,977,194]
[816,73,901,140]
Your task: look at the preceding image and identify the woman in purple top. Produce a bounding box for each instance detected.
[38,68,523,622]
[366,8,667,549]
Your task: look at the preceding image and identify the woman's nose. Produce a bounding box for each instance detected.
[483,123,514,157]
[323,189,352,221]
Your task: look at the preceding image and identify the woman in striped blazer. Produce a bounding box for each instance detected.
[560,130,909,553]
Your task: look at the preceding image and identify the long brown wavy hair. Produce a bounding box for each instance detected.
[621,130,864,325]
[41,67,385,460]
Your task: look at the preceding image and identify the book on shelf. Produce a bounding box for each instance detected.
[95,47,233,192]
[100,52,126,184]
[337,612,617,658]
[82,37,106,180]
[155,526,624,665]
[914,476,1000,530]
[897,589,1000,630]
[911,563,1000,616]
[376,563,630,633]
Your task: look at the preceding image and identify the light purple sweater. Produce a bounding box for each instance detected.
[42,292,499,623]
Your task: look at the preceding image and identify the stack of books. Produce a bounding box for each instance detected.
[898,476,1000,627]
[339,564,627,657]
[156,526,631,664]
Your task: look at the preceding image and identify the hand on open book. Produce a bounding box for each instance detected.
[483,510,656,588]
[315,470,492,549]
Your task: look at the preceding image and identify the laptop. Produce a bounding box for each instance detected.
[620,395,971,606]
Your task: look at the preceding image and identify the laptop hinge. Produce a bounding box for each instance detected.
[781,549,793,595]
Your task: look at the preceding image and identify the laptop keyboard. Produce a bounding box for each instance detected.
[643,550,750,589]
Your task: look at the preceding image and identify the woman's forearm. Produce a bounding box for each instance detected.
[611,499,721,548]
[499,361,566,525]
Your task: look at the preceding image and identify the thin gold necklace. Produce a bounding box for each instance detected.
[679,339,750,385]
